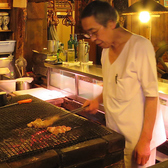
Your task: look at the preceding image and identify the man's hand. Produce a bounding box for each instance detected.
[134,139,151,165]
[83,99,99,114]
[83,93,103,114]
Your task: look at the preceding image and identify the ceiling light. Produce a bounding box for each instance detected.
[139,11,151,22]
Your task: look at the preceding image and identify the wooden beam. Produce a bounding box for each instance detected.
[28,0,50,2]
[128,0,132,6]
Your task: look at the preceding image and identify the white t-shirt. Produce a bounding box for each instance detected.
[101,34,166,154]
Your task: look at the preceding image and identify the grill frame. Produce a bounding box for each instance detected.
[0,94,125,168]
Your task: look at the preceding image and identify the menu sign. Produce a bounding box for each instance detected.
[164,0,168,7]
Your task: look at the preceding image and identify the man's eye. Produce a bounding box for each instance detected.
[92,31,97,35]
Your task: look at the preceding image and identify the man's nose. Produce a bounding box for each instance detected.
[90,36,97,42]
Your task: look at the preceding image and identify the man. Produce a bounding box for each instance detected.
[81,1,166,168]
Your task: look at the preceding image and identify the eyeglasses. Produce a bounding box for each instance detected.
[84,26,102,39]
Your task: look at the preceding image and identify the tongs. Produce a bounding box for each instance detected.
[27,105,89,128]
[56,105,88,121]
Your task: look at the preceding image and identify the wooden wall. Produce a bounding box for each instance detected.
[126,0,168,51]
[25,2,47,72]
[126,0,168,72]
[23,0,168,71]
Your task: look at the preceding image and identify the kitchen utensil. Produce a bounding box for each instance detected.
[78,39,90,62]
[16,81,30,90]
[15,57,27,77]
[0,92,12,106]
[15,63,22,77]
[41,105,89,126]
[0,92,7,106]
[56,105,89,121]
[47,40,59,53]
[0,57,11,68]
[16,77,33,90]
[0,98,32,109]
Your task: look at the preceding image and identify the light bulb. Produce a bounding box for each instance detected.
[139,11,150,23]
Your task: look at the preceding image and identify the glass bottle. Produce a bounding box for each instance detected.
[68,34,73,49]
[58,43,67,62]
[73,34,78,60]
[67,44,75,62]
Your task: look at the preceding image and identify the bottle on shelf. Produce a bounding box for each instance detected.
[68,34,73,49]
[67,44,75,62]
[58,43,67,62]
[73,34,78,60]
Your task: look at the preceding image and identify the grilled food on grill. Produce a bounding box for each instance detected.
[27,115,59,128]
[47,126,71,135]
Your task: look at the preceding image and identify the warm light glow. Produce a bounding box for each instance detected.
[139,11,151,23]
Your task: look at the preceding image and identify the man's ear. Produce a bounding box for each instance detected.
[108,20,116,29]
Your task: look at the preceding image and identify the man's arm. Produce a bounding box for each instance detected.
[134,97,158,165]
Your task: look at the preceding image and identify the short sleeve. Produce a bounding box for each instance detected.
[136,38,158,97]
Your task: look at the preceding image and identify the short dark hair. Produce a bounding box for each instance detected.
[81,0,119,27]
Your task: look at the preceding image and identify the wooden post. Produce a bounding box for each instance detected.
[15,8,27,59]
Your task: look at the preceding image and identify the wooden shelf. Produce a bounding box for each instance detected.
[0,7,11,10]
[0,30,12,32]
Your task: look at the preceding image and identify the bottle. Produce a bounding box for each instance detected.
[68,34,73,49]
[73,34,78,60]
[67,45,75,62]
[58,43,67,62]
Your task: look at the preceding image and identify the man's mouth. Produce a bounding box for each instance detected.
[97,42,102,46]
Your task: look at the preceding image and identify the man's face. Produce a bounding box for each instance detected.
[81,16,113,48]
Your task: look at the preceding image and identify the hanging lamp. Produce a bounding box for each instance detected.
[122,0,168,15]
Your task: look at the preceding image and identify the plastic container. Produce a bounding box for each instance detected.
[0,67,10,74]
[0,57,11,68]
[0,40,16,53]
[0,79,16,93]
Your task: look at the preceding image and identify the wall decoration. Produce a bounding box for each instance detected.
[164,0,168,7]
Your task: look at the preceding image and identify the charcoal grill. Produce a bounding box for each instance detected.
[0,94,125,168]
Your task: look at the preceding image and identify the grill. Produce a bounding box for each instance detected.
[0,94,125,168]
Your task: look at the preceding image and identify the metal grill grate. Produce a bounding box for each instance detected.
[0,95,115,163]
[0,114,112,163]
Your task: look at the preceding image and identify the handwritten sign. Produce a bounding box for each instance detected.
[164,0,168,7]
